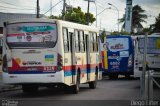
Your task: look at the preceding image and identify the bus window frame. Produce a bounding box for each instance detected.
[79,30,85,53]
[138,37,160,54]
[74,29,80,53]
[63,27,70,53]
[6,22,58,49]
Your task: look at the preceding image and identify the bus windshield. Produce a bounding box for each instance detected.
[107,38,129,52]
[6,22,57,48]
[138,37,160,54]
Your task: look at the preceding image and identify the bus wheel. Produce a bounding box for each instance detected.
[22,85,38,93]
[89,71,98,89]
[71,72,80,94]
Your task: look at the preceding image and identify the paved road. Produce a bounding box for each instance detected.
[0,77,159,106]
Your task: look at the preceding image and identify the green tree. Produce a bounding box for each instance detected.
[111,31,129,35]
[140,27,151,34]
[119,5,147,33]
[49,6,95,25]
[99,29,107,43]
[100,29,107,37]
[49,15,61,19]
[152,13,160,33]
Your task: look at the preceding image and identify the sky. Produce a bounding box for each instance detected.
[0,0,160,32]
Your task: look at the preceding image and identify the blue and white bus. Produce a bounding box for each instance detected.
[100,35,134,79]
[133,33,160,78]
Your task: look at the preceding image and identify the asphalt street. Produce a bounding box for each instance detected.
[0,76,160,106]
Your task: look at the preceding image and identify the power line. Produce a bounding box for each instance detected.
[0,0,35,9]
[95,1,105,9]
[43,0,63,15]
[0,5,35,10]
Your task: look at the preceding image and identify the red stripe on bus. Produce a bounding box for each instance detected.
[63,64,98,71]
[9,64,98,72]
[101,51,105,68]
[7,33,25,37]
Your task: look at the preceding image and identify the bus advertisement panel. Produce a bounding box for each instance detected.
[100,35,134,79]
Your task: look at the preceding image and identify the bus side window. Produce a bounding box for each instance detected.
[83,33,86,52]
[79,31,85,52]
[63,28,69,52]
[69,32,73,52]
[93,33,97,52]
[75,30,80,52]
[96,34,99,52]
[90,32,94,52]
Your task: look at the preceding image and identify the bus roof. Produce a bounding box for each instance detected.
[4,18,99,33]
[134,34,160,38]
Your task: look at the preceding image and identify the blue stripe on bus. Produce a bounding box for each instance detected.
[64,68,96,77]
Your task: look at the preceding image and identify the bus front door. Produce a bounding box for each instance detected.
[69,32,76,84]
[86,35,90,80]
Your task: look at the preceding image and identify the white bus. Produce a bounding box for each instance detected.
[134,33,160,77]
[2,19,102,93]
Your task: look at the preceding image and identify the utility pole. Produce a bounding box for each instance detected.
[141,33,148,100]
[36,0,40,18]
[87,0,90,25]
[94,2,97,27]
[124,0,132,33]
[62,0,66,20]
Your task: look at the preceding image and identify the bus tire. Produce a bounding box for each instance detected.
[22,85,38,93]
[89,70,98,89]
[71,72,80,94]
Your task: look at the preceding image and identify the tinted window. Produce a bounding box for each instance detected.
[7,22,57,48]
[79,31,85,52]
[63,28,70,52]
[75,30,80,52]
[138,37,160,54]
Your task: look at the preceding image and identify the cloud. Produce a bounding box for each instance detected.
[0,0,159,31]
[120,0,160,5]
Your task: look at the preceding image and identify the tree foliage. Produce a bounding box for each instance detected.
[139,13,160,34]
[49,6,95,25]
[152,13,160,33]
[119,5,147,33]
[100,29,107,37]
[111,31,129,35]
